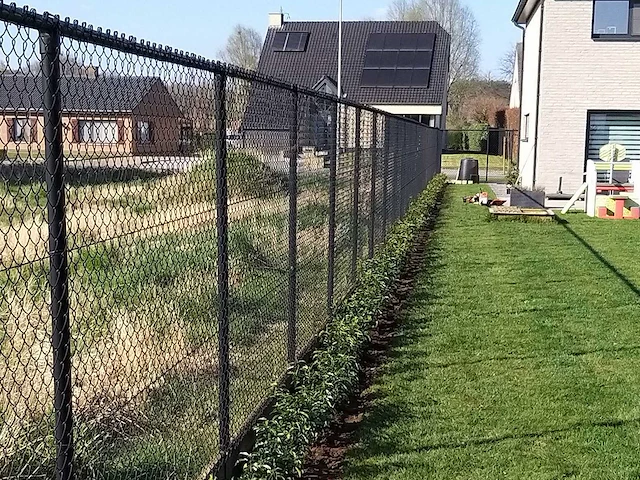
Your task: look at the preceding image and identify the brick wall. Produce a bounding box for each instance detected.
[537,0,640,193]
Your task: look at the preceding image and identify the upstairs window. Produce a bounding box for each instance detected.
[593,0,640,38]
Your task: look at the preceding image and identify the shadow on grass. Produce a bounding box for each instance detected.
[1,162,171,187]
[557,218,640,298]
[388,343,640,375]
[347,417,640,479]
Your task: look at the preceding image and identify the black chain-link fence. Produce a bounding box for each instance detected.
[0,5,442,479]
[442,128,518,183]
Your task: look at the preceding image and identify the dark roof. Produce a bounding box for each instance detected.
[513,0,541,24]
[256,21,450,106]
[0,75,163,112]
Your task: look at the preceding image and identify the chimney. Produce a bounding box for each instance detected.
[269,12,284,28]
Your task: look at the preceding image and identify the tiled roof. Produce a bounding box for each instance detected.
[0,74,162,112]
[256,21,450,106]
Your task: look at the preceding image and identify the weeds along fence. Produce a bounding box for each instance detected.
[0,4,442,480]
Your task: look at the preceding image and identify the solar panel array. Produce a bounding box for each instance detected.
[360,33,435,88]
[273,32,310,52]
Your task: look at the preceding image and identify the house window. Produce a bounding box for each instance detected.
[12,118,29,142]
[593,0,640,38]
[587,111,640,162]
[79,120,118,143]
[522,114,530,142]
[137,121,152,144]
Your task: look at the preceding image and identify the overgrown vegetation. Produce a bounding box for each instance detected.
[0,150,319,479]
[238,174,448,480]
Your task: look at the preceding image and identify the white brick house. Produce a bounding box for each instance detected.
[513,0,640,194]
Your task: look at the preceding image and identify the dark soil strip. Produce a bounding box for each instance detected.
[301,220,436,480]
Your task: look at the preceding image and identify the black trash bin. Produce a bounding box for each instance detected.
[458,157,479,183]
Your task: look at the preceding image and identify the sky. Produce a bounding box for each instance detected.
[22,0,522,75]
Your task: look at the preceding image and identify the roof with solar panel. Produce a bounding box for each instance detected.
[255,20,450,105]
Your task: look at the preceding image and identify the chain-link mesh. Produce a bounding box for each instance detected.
[0,6,442,479]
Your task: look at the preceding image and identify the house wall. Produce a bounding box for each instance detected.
[0,116,44,156]
[339,106,377,150]
[132,81,184,155]
[0,114,134,158]
[530,0,640,193]
[370,104,443,117]
[0,112,183,159]
[131,114,183,156]
[66,115,134,158]
[509,50,521,109]
[519,1,542,189]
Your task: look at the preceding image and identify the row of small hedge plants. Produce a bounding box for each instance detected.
[238,173,448,480]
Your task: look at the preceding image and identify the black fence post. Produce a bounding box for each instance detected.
[351,108,361,281]
[485,127,490,182]
[401,125,407,215]
[214,71,231,457]
[41,28,74,480]
[382,119,389,238]
[327,100,338,315]
[287,89,298,364]
[394,123,401,221]
[368,113,377,259]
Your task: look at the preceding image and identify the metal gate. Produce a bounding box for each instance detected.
[443,128,519,182]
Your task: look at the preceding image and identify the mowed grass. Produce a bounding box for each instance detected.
[441,153,511,170]
[345,184,640,480]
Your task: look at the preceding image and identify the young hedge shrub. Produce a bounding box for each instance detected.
[238,174,448,480]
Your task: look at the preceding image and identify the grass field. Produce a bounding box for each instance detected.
[441,153,513,171]
[345,184,640,480]
[0,151,373,478]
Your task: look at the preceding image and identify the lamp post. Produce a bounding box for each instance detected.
[337,0,343,98]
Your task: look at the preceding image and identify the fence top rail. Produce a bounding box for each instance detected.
[0,1,441,131]
[445,128,519,132]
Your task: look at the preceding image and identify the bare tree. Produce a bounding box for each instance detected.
[499,43,518,81]
[218,25,263,70]
[388,0,481,84]
[387,0,423,20]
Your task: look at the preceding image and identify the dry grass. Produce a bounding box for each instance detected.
[0,136,389,475]
[0,156,354,476]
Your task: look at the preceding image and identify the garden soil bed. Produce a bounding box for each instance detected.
[301,223,435,479]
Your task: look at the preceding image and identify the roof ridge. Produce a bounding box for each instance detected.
[280,20,441,24]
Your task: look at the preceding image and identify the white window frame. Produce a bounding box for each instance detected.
[137,121,151,144]
[13,118,30,142]
[522,114,530,142]
[79,120,118,144]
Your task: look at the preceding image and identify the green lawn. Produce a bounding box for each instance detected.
[345,184,640,480]
[441,153,512,171]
